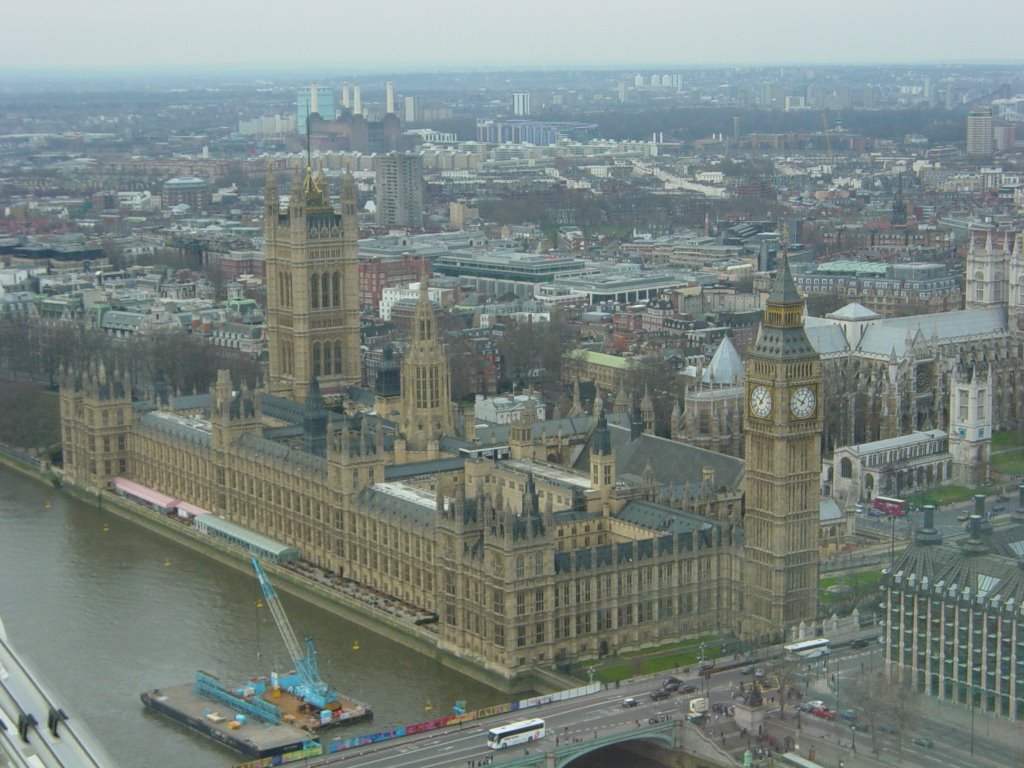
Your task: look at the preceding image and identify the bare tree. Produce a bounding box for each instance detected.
[761,656,803,714]
[842,667,920,758]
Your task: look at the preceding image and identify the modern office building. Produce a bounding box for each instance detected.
[162,177,209,211]
[374,153,424,228]
[883,498,1024,721]
[476,119,598,146]
[967,107,994,157]
[512,91,531,116]
[297,84,335,134]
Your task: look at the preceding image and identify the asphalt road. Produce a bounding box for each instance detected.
[297,642,1022,768]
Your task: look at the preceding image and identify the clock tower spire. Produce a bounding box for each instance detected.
[742,228,821,643]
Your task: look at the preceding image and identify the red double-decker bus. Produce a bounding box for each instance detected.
[872,496,906,517]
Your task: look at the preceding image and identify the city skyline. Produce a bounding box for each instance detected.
[3,0,1023,74]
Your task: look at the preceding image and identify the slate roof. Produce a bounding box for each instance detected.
[170,393,211,411]
[235,431,328,473]
[768,254,803,305]
[803,318,850,356]
[355,484,439,528]
[827,302,880,321]
[843,429,947,456]
[820,498,843,522]
[259,393,307,425]
[616,499,717,535]
[856,307,1006,357]
[572,423,744,493]
[700,336,745,385]
[136,411,212,448]
[473,412,631,446]
[384,457,465,481]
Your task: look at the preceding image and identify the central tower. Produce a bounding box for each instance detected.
[399,273,454,453]
[265,166,361,403]
[741,247,821,643]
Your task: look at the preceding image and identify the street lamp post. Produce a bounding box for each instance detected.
[889,514,896,567]
[970,688,976,757]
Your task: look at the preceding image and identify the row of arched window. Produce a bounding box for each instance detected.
[312,341,344,378]
[311,272,342,309]
[277,272,293,307]
[279,340,294,375]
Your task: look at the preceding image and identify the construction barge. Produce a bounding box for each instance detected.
[141,671,372,758]
[141,557,372,758]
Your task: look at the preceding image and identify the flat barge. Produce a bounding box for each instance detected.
[141,671,372,758]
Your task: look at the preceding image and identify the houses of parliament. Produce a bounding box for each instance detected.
[59,167,822,680]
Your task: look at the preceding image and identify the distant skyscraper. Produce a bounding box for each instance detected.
[296,84,334,134]
[386,81,395,115]
[512,91,531,116]
[375,153,424,228]
[634,74,643,88]
[404,95,417,123]
[967,108,993,157]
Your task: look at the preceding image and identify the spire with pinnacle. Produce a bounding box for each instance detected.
[751,221,815,358]
[766,221,803,311]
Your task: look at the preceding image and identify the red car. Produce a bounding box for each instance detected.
[810,707,835,720]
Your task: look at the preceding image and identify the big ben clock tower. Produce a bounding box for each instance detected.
[742,243,821,643]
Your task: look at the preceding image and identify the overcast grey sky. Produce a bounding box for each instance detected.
[4,0,1022,73]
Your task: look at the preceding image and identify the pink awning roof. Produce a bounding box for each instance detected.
[111,477,177,509]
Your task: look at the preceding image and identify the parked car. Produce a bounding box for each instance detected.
[839,709,858,722]
[622,697,638,708]
[850,639,869,649]
[740,665,754,675]
[663,676,682,687]
[911,736,934,748]
[810,707,835,720]
[663,680,680,692]
[679,684,698,694]
[650,688,671,701]
[877,722,898,734]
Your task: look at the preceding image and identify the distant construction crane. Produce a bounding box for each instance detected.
[822,111,834,163]
[251,557,337,710]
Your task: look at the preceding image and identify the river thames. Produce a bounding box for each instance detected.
[0,463,506,768]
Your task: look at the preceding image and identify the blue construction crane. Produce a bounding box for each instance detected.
[251,557,337,710]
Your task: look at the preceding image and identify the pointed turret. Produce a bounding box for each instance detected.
[303,377,328,457]
[593,410,611,456]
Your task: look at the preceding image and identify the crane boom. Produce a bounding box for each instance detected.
[251,557,324,696]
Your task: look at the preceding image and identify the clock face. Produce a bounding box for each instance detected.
[749,385,772,418]
[790,386,816,418]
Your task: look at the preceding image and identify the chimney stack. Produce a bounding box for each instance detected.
[386,81,395,115]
